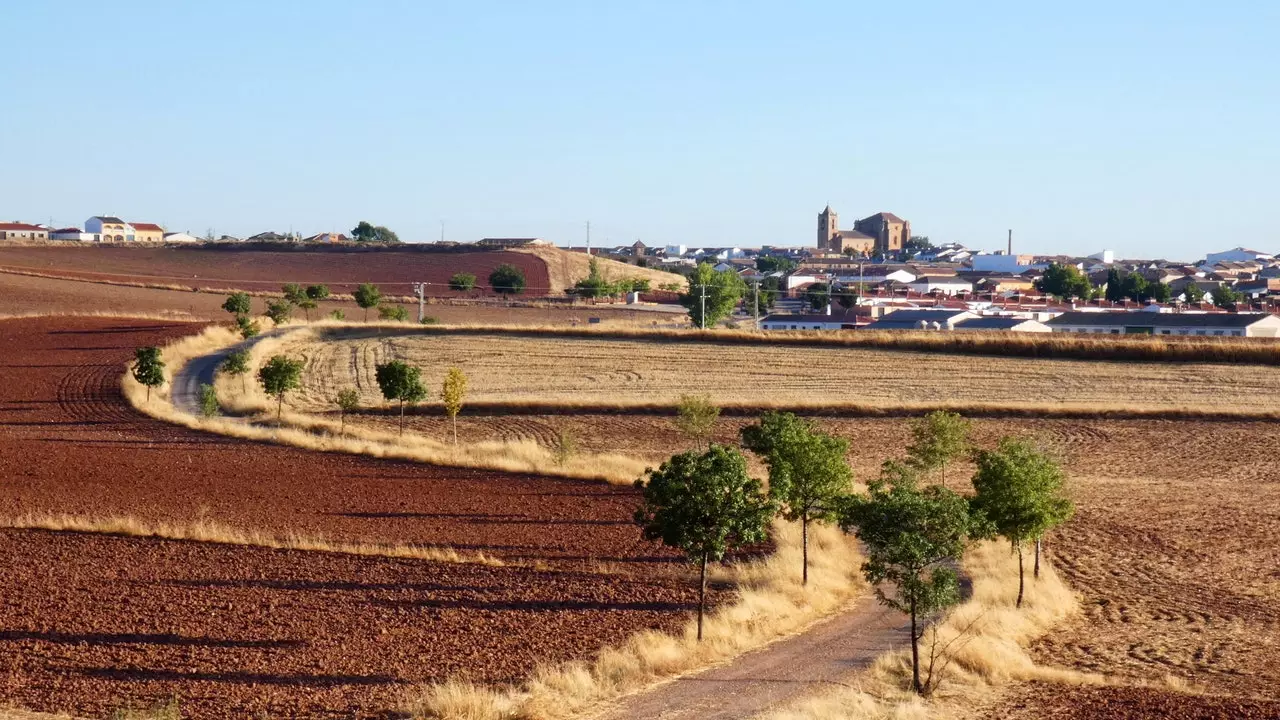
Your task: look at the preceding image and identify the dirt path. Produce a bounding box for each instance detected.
[592,595,909,720]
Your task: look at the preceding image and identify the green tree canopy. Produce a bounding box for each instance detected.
[221,292,252,318]
[906,411,972,483]
[219,350,251,392]
[634,445,776,640]
[1184,282,1206,304]
[354,283,382,320]
[1035,263,1093,300]
[673,394,720,449]
[282,283,306,304]
[378,304,409,322]
[573,257,617,298]
[449,273,477,292]
[806,282,831,311]
[1213,283,1241,309]
[235,316,261,340]
[489,264,527,295]
[132,346,165,402]
[257,355,304,423]
[839,462,981,695]
[351,221,400,243]
[970,437,1074,607]
[374,359,427,434]
[741,412,853,584]
[335,388,360,433]
[755,255,798,274]
[680,263,746,329]
[263,298,294,325]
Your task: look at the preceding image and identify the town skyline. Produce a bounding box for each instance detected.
[2,2,1275,258]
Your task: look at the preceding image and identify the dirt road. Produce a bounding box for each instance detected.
[593,596,909,720]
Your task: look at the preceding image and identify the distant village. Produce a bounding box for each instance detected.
[4,208,1280,338]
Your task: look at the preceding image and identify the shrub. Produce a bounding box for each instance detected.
[354,283,382,321]
[199,383,219,417]
[490,264,526,295]
[449,273,477,292]
[378,304,409,322]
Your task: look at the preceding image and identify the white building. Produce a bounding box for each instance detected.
[50,227,93,241]
[759,309,861,331]
[969,253,1035,273]
[907,277,974,296]
[953,317,1052,333]
[1046,311,1280,337]
[163,232,202,243]
[1204,247,1274,265]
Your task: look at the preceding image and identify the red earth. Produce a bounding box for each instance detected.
[0,316,714,718]
[0,245,552,297]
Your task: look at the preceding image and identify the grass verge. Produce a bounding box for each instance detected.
[1,513,503,566]
[401,521,864,719]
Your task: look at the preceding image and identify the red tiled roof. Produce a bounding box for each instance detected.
[0,222,46,232]
[130,222,164,232]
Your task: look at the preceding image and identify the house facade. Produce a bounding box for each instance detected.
[1046,311,1280,337]
[130,222,165,243]
[85,216,133,242]
[0,222,49,241]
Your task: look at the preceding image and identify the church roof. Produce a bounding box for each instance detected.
[862,211,906,224]
[836,229,874,240]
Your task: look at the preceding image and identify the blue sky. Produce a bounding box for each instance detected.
[1,1,1276,260]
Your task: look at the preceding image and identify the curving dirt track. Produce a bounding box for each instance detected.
[0,316,715,718]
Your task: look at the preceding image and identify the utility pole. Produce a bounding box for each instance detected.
[700,284,707,330]
[753,280,760,328]
[413,282,425,323]
[586,220,591,255]
[440,220,445,244]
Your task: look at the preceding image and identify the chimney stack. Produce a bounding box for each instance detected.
[1007,229,1012,256]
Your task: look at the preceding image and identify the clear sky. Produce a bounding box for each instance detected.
[2,1,1276,260]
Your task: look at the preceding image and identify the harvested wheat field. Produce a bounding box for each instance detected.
[274,327,1280,414]
[0,316,727,718]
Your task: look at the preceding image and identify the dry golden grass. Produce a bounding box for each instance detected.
[1,512,503,566]
[513,246,688,293]
[272,326,1280,415]
[122,324,648,484]
[402,521,865,720]
[756,542,1092,720]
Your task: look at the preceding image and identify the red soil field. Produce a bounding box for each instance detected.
[0,316,713,718]
[0,245,551,297]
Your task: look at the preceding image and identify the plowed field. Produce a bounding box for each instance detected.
[0,245,550,297]
[0,317,714,718]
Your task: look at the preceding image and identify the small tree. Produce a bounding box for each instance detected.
[449,273,477,292]
[634,445,775,640]
[839,462,979,695]
[1213,283,1241,309]
[906,411,971,483]
[673,394,720,449]
[199,383,219,417]
[329,309,345,321]
[1184,282,1206,304]
[552,427,577,466]
[257,355,304,424]
[375,360,428,435]
[335,388,360,433]
[235,315,261,340]
[806,282,830,311]
[490,264,526,295]
[219,349,251,393]
[132,346,165,402]
[741,412,853,584]
[263,298,293,325]
[297,284,329,321]
[354,283,382,321]
[440,367,467,444]
[680,262,746,329]
[970,438,1074,607]
[282,283,306,305]
[378,304,409,322]
[221,292,252,318]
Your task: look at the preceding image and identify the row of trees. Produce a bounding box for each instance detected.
[1037,263,1238,308]
[634,409,1073,695]
[572,258,652,299]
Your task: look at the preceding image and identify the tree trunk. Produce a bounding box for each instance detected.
[146,384,151,403]
[1034,537,1042,579]
[697,553,707,642]
[340,410,346,434]
[452,413,458,444]
[399,400,405,435]
[1016,544,1025,608]
[364,306,369,322]
[276,394,283,426]
[801,512,809,586]
[910,594,921,694]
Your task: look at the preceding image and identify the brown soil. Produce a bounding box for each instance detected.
[0,317,717,718]
[982,684,1280,719]
[0,245,551,297]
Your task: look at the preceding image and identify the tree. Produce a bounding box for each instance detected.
[132,346,165,402]
[235,315,261,340]
[219,350,250,393]
[222,292,252,318]
[1104,267,1126,303]
[680,263,746,329]
[300,284,330,321]
[489,264,527,295]
[755,256,797,274]
[1035,263,1093,301]
[673,394,720,449]
[375,360,427,435]
[835,283,858,310]
[741,412,853,584]
[634,445,775,641]
[1184,282,1206,304]
[199,383,219,417]
[574,257,617,299]
[902,236,934,260]
[839,462,979,695]
[282,283,306,304]
[1120,272,1148,303]
[440,367,467,444]
[806,282,830,311]
[257,355,304,424]
[335,388,359,433]
[1147,281,1172,304]
[1213,283,1241,309]
[378,304,409,322]
[351,221,400,243]
[970,438,1074,607]
[906,411,971,484]
[263,298,294,325]
[354,283,382,321]
[449,273,477,292]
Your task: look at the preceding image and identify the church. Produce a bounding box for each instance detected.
[817,206,910,255]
